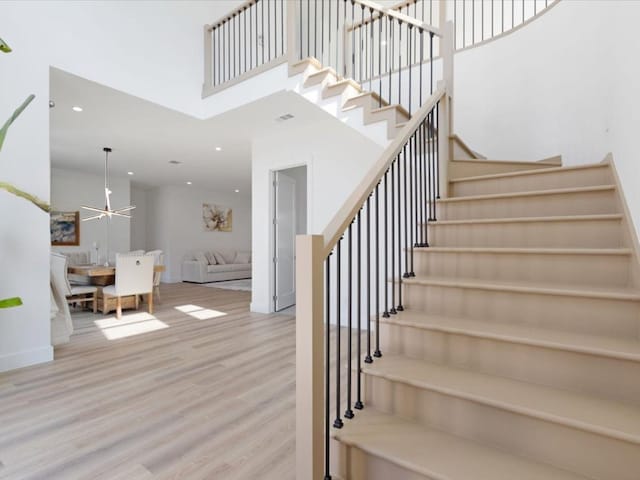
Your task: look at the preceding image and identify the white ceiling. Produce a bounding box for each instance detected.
[50,67,330,194]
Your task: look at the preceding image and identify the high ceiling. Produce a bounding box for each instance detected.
[50,68,330,194]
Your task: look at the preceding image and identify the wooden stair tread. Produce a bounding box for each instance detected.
[439,184,616,203]
[363,355,640,444]
[370,104,411,119]
[450,162,608,184]
[430,213,623,226]
[414,246,632,256]
[403,275,640,301]
[382,311,640,362]
[334,408,590,480]
[289,56,322,69]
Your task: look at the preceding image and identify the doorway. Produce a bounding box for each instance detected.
[273,166,307,312]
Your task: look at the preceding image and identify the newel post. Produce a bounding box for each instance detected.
[296,234,325,480]
[203,24,213,96]
[438,20,455,198]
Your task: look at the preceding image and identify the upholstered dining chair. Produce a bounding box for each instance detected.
[145,249,164,302]
[103,253,154,319]
[50,252,98,313]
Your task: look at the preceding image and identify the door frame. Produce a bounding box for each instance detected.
[269,162,310,313]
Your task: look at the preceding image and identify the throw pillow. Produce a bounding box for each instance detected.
[195,252,209,265]
[235,252,250,264]
[220,250,237,264]
[205,252,218,265]
[213,251,227,265]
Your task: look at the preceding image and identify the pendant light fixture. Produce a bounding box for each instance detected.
[81,147,136,221]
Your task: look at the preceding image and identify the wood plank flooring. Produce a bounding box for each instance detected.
[0,283,296,480]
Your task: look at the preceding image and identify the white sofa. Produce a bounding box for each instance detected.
[182,249,251,283]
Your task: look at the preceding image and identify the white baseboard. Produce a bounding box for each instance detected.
[250,301,271,314]
[0,345,53,373]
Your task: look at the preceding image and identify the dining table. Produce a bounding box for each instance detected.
[67,264,166,315]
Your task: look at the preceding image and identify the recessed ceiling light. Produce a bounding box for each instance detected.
[72,106,83,112]
[127,171,134,176]
[215,147,222,151]
[234,189,240,193]
[186,181,192,185]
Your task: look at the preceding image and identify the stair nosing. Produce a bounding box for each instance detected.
[428,213,623,226]
[363,356,640,445]
[380,312,640,362]
[402,276,640,301]
[438,184,616,203]
[450,162,608,184]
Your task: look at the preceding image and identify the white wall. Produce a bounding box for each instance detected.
[454,0,640,235]
[251,119,383,313]
[146,185,251,283]
[130,186,148,251]
[51,168,131,262]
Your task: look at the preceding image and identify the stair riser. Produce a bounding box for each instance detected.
[438,189,618,221]
[413,251,631,288]
[451,165,613,197]
[322,83,360,105]
[379,322,640,404]
[428,218,623,248]
[303,70,336,88]
[403,283,639,337]
[365,375,640,480]
[331,439,431,480]
[343,94,379,111]
[449,160,557,178]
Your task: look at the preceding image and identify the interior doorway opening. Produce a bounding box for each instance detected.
[273,166,308,312]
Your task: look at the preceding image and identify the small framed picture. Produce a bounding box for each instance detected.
[50,211,80,246]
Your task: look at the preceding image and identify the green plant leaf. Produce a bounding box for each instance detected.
[0,181,50,213]
[0,37,11,53]
[0,94,35,152]
[0,297,22,308]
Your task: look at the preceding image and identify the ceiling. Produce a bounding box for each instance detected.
[50,68,330,194]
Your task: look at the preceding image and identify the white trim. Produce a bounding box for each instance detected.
[0,345,53,373]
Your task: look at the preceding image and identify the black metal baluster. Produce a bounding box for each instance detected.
[431,108,437,215]
[482,0,484,41]
[328,0,332,68]
[324,254,331,480]
[397,150,404,311]
[237,11,241,74]
[378,17,382,107]
[299,0,303,59]
[383,169,390,318]
[419,29,423,106]
[463,0,466,47]
[398,20,402,107]
[402,145,409,278]
[314,0,317,59]
[389,17,393,105]
[435,101,440,201]
[343,0,348,77]
[430,32,434,94]
[390,159,397,315]
[351,1,355,78]
[410,132,416,276]
[262,0,266,63]
[322,0,325,63]
[454,0,457,49]
[345,222,355,420]
[512,0,515,28]
[281,0,284,56]
[307,0,310,59]
[418,119,425,246]
[523,0,526,23]
[251,4,254,68]
[502,0,505,33]
[355,210,363,410]
[369,8,374,91]
[492,0,495,37]
[427,112,433,221]
[422,118,429,246]
[472,0,475,44]
[408,25,413,115]
[336,0,340,77]
[267,0,271,61]
[243,7,247,74]
[374,183,382,357]
[365,195,373,364]
[334,238,343,430]
[360,5,364,82]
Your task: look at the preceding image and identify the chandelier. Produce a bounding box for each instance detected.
[81,147,135,221]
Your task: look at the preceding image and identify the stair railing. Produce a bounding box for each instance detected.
[202,0,288,97]
[296,17,454,479]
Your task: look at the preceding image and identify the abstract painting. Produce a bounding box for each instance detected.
[50,211,80,246]
[203,203,233,232]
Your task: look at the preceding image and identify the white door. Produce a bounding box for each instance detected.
[274,172,296,311]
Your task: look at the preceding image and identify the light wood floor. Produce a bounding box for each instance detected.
[0,283,296,480]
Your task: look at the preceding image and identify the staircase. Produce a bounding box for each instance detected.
[331,159,640,480]
[289,57,411,144]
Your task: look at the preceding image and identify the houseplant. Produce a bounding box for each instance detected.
[0,36,50,308]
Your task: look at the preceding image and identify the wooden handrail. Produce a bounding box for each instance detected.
[321,85,446,259]
[208,0,255,30]
[348,0,442,36]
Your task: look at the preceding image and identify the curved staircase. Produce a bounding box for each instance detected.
[331,159,640,480]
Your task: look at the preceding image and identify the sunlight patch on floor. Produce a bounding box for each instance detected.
[94,312,169,340]
[174,304,228,320]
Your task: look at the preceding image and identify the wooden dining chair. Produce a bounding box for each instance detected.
[50,252,98,313]
[103,253,154,319]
